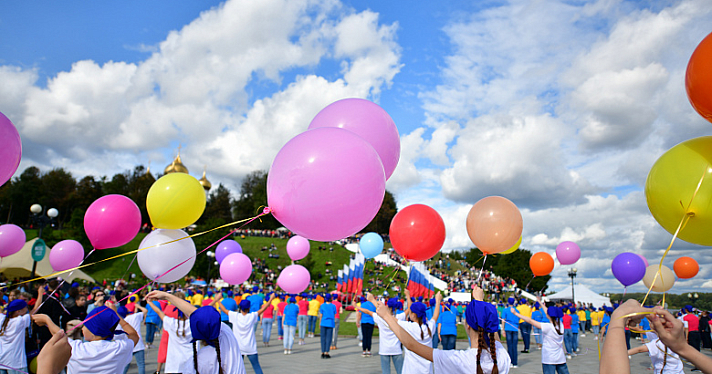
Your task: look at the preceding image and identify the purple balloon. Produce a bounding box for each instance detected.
[0,112,21,187]
[216,240,242,264]
[637,254,649,268]
[286,235,310,261]
[611,252,646,287]
[220,253,252,285]
[556,241,581,265]
[277,264,311,294]
[0,224,26,257]
[267,127,386,242]
[308,98,400,180]
[49,240,84,272]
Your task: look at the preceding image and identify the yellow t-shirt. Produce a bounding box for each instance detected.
[591,311,600,326]
[191,294,204,306]
[308,299,321,316]
[271,298,281,309]
[516,304,532,324]
[577,310,586,323]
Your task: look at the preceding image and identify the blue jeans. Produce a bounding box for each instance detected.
[542,363,570,374]
[506,330,518,365]
[572,332,578,352]
[308,315,317,333]
[320,326,333,353]
[262,318,273,343]
[122,350,145,374]
[533,326,542,345]
[284,325,296,349]
[276,316,283,337]
[520,322,531,351]
[245,354,264,374]
[298,315,308,339]
[593,325,600,335]
[440,334,456,350]
[145,322,158,345]
[0,367,28,374]
[380,354,404,374]
[564,329,573,354]
[432,331,439,348]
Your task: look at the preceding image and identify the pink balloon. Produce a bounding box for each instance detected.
[220,253,252,285]
[0,224,26,257]
[277,264,311,294]
[0,112,21,187]
[49,240,84,272]
[84,195,141,249]
[555,241,581,265]
[286,235,310,261]
[638,254,649,268]
[308,98,400,180]
[267,127,386,242]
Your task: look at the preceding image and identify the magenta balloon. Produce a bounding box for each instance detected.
[555,241,581,265]
[49,240,84,272]
[84,195,142,249]
[267,127,386,242]
[277,264,311,294]
[220,253,252,285]
[216,240,243,264]
[637,254,649,268]
[0,224,26,257]
[286,235,310,261]
[308,99,400,180]
[0,112,21,187]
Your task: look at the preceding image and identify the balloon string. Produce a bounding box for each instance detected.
[119,253,139,284]
[524,275,535,291]
[35,248,96,312]
[6,209,272,289]
[476,254,487,284]
[623,286,627,298]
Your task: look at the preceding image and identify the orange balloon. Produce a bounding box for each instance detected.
[466,196,523,254]
[530,252,554,276]
[673,256,699,279]
[686,31,712,123]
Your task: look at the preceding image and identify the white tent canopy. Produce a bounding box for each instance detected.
[0,238,95,283]
[547,283,612,308]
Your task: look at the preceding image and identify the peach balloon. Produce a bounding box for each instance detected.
[466,196,523,254]
[642,265,675,293]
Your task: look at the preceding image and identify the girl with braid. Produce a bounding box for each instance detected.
[627,335,684,374]
[146,292,193,373]
[511,296,568,374]
[146,290,245,374]
[375,286,510,374]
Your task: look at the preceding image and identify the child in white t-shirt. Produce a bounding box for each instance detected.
[353,294,406,373]
[145,290,246,374]
[0,295,43,373]
[117,304,147,374]
[33,303,139,374]
[375,287,511,374]
[511,297,568,374]
[628,337,684,374]
[146,292,193,373]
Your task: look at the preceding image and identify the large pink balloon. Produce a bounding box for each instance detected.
[555,241,581,265]
[0,224,26,257]
[277,264,311,294]
[267,127,386,242]
[84,195,141,249]
[49,240,84,272]
[308,98,400,180]
[286,235,310,261]
[220,253,253,285]
[0,112,21,187]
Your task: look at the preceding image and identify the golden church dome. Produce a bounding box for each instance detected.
[199,168,212,191]
[164,153,189,175]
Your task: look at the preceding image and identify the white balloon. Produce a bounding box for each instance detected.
[137,229,196,284]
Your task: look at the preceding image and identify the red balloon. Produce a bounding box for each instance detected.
[673,256,699,279]
[389,204,446,262]
[686,31,712,123]
[530,252,555,277]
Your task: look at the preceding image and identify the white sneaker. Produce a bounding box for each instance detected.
[567,355,572,359]
[511,365,518,368]
[284,350,288,355]
[594,336,599,340]
[358,342,362,347]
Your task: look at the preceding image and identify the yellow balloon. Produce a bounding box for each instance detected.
[147,173,206,229]
[646,136,712,246]
[642,265,675,292]
[500,236,522,255]
[29,356,37,373]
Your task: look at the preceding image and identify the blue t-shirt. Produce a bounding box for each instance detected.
[360,301,376,324]
[437,309,458,336]
[283,304,299,326]
[640,316,650,332]
[146,301,162,324]
[571,314,579,333]
[502,306,520,332]
[220,297,237,322]
[319,303,337,328]
[248,294,264,312]
[602,314,611,333]
[532,309,546,323]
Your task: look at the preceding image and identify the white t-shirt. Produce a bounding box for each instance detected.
[398,318,436,374]
[0,314,31,368]
[66,334,134,374]
[119,312,145,352]
[180,324,247,374]
[541,322,566,365]
[646,339,684,374]
[163,316,193,372]
[433,341,511,374]
[228,311,259,355]
[373,314,403,356]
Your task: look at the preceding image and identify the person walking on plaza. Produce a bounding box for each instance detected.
[357,296,377,357]
[282,296,300,355]
[531,303,545,350]
[308,295,320,338]
[219,292,275,374]
[331,295,343,350]
[517,299,532,353]
[353,294,406,374]
[511,298,569,374]
[318,294,337,359]
[437,299,458,350]
[297,294,309,345]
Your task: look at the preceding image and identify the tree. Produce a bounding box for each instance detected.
[232,171,280,229]
[465,247,551,292]
[6,167,42,225]
[200,184,233,224]
[362,190,397,234]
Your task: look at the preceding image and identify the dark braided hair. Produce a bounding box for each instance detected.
[192,339,225,374]
[193,342,200,374]
[661,342,668,372]
[213,339,225,374]
[475,328,500,374]
[489,332,499,374]
[476,328,486,374]
[412,314,431,340]
[0,311,13,336]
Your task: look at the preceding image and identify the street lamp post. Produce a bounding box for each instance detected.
[568,268,577,305]
[206,251,215,285]
[29,204,58,278]
[689,292,699,306]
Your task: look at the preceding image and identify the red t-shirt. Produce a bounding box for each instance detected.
[684,314,700,332]
[263,304,274,319]
[298,300,309,315]
[562,314,572,329]
[278,302,287,316]
[333,300,342,319]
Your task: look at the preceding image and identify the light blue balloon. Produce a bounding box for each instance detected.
[360,232,384,259]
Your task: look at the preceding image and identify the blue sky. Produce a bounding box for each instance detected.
[2,0,712,293]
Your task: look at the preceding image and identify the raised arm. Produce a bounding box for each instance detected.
[627,345,648,356]
[257,295,276,316]
[351,299,375,317]
[599,299,646,374]
[208,293,223,308]
[32,314,60,335]
[511,307,541,329]
[146,290,197,317]
[134,304,148,323]
[31,286,45,315]
[145,299,166,320]
[375,302,434,362]
[106,302,139,346]
[651,309,712,373]
[431,292,443,323]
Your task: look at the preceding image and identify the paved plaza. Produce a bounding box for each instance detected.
[127,323,707,373]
